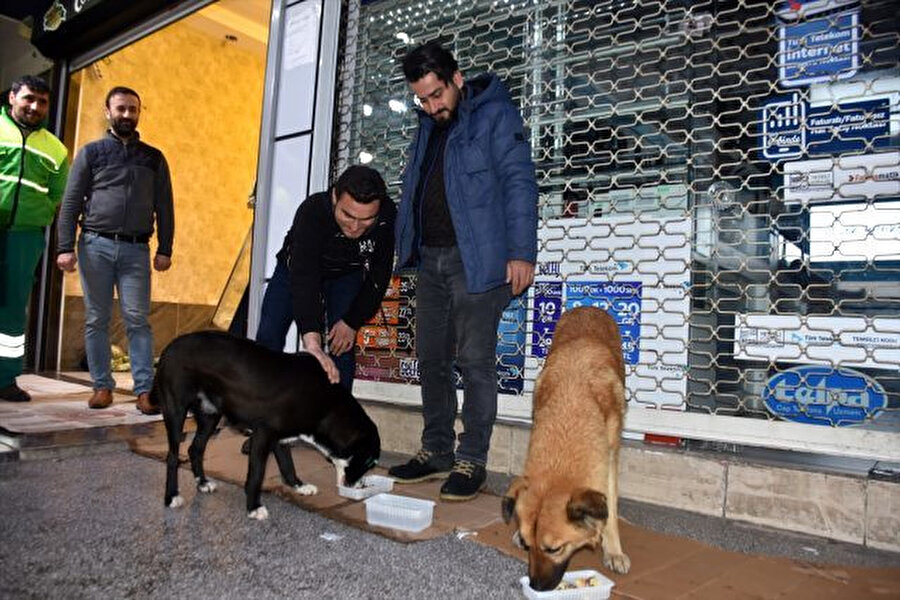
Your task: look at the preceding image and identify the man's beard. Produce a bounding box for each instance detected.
[111,118,137,137]
[12,107,42,129]
[432,108,455,129]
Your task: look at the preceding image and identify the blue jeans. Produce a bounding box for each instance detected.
[256,257,362,391]
[77,231,154,394]
[416,246,511,465]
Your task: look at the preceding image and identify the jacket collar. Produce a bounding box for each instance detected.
[106,128,141,144]
[1,105,44,136]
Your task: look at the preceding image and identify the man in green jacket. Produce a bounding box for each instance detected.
[0,76,69,402]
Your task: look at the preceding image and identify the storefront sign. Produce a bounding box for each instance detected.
[531,281,562,359]
[807,98,892,155]
[31,0,174,59]
[783,151,900,203]
[763,365,887,426]
[497,296,527,394]
[778,11,859,87]
[762,93,806,160]
[761,95,892,160]
[734,314,900,369]
[564,281,643,365]
[775,0,859,20]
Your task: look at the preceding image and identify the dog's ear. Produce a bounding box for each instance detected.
[502,476,528,523]
[566,488,608,529]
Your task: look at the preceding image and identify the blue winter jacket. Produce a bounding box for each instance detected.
[395,73,538,293]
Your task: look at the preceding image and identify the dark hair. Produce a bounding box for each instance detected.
[11,75,51,96]
[402,41,458,84]
[334,165,387,204]
[105,86,141,107]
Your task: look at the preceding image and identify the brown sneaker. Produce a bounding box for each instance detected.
[135,392,159,415]
[88,389,113,409]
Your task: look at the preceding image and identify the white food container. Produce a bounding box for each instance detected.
[337,474,395,500]
[519,569,615,600]
[363,493,435,533]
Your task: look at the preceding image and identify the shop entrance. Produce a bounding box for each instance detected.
[54,0,269,387]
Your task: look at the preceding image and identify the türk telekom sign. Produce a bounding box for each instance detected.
[778,10,860,87]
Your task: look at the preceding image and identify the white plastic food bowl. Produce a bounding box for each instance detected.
[337,474,394,500]
[363,493,435,533]
[519,569,615,600]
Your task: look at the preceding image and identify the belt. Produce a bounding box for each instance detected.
[85,229,151,244]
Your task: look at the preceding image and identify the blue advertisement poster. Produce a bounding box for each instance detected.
[763,366,887,426]
[761,95,893,161]
[564,281,643,365]
[530,281,562,358]
[761,93,806,160]
[807,98,893,155]
[497,295,527,394]
[778,11,859,86]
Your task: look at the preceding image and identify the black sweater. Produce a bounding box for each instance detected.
[278,191,396,335]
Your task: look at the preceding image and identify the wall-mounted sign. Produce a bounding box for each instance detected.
[775,0,860,20]
[763,365,887,426]
[564,281,643,365]
[783,151,900,203]
[734,313,900,370]
[762,93,806,160]
[761,95,892,161]
[807,98,893,155]
[778,10,859,87]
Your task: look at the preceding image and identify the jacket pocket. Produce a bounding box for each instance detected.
[459,145,494,208]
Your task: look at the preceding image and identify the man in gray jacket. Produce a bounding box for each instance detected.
[56,86,174,414]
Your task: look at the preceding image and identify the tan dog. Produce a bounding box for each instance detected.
[502,306,630,591]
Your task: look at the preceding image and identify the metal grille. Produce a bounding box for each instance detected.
[333,0,900,452]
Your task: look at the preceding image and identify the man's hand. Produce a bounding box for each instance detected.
[327,320,357,355]
[302,332,340,384]
[154,254,172,271]
[56,252,77,273]
[506,259,535,296]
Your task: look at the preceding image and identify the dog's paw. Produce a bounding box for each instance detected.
[603,551,631,574]
[293,483,318,496]
[196,479,217,494]
[167,495,185,508]
[248,506,269,520]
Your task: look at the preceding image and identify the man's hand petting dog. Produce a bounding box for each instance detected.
[301,331,339,384]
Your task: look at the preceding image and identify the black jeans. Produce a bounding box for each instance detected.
[416,246,511,465]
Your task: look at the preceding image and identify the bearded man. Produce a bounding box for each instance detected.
[57,86,174,414]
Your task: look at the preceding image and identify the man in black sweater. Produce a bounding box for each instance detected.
[256,165,395,391]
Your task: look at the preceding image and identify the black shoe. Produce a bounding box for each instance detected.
[0,383,30,402]
[388,449,454,483]
[440,460,486,501]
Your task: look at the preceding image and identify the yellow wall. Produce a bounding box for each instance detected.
[63,16,265,306]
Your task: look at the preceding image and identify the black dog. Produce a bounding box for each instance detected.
[151,331,380,520]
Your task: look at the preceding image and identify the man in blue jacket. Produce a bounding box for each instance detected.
[388,41,538,501]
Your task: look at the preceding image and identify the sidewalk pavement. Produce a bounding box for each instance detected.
[2,375,899,599]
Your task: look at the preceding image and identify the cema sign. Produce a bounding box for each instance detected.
[778,10,859,87]
[763,366,887,426]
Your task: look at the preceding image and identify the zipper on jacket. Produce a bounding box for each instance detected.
[7,126,29,228]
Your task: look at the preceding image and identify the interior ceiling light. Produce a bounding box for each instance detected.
[363,104,373,116]
[388,100,407,113]
[359,151,374,164]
